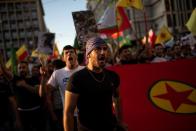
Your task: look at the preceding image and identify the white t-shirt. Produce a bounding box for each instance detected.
[151,57,168,63]
[47,65,84,106]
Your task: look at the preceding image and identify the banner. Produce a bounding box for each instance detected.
[37,32,55,55]
[108,58,196,131]
[72,10,98,48]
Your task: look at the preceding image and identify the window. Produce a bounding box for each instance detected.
[178,0,183,11]
[32,11,37,18]
[15,3,22,10]
[167,14,172,27]
[0,4,6,12]
[165,0,170,11]
[5,32,11,40]
[186,0,191,10]
[180,13,184,27]
[7,3,14,11]
[170,0,175,11]
[173,14,176,26]
[193,0,196,8]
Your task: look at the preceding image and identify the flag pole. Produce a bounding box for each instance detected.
[142,2,149,47]
[143,10,148,36]
[132,9,138,40]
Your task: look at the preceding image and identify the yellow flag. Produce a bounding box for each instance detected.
[6,58,11,69]
[155,25,173,44]
[186,8,196,35]
[31,49,49,58]
[31,49,38,57]
[116,0,143,10]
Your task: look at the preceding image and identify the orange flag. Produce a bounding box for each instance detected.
[53,43,60,58]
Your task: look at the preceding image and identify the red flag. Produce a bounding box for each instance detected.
[116,7,131,32]
[108,58,196,131]
[148,29,156,47]
[142,29,156,47]
[111,31,123,39]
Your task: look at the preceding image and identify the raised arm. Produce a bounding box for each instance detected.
[38,66,48,97]
[16,80,39,94]
[0,54,13,80]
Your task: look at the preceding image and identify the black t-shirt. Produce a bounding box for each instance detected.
[12,75,41,109]
[66,67,120,131]
[0,74,14,122]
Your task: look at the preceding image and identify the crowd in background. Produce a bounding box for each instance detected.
[75,34,196,66]
[0,32,196,131]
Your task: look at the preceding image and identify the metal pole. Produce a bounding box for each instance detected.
[168,0,176,39]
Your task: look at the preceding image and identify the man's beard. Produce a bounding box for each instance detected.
[19,72,27,78]
[98,56,106,68]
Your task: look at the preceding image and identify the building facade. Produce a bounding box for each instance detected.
[0,0,46,60]
[87,0,195,40]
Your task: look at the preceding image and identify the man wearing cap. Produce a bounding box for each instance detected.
[64,36,127,131]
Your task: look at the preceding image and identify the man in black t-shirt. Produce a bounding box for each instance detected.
[13,61,45,131]
[0,71,21,131]
[0,55,21,131]
[64,36,127,131]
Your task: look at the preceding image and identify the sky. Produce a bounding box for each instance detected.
[42,0,87,53]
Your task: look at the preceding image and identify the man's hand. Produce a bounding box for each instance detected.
[40,66,47,76]
[16,80,27,87]
[114,122,128,131]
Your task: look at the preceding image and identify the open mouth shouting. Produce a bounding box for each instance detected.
[68,57,73,61]
[98,56,106,63]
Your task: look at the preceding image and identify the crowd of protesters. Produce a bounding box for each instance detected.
[0,33,196,131]
[109,35,196,65]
